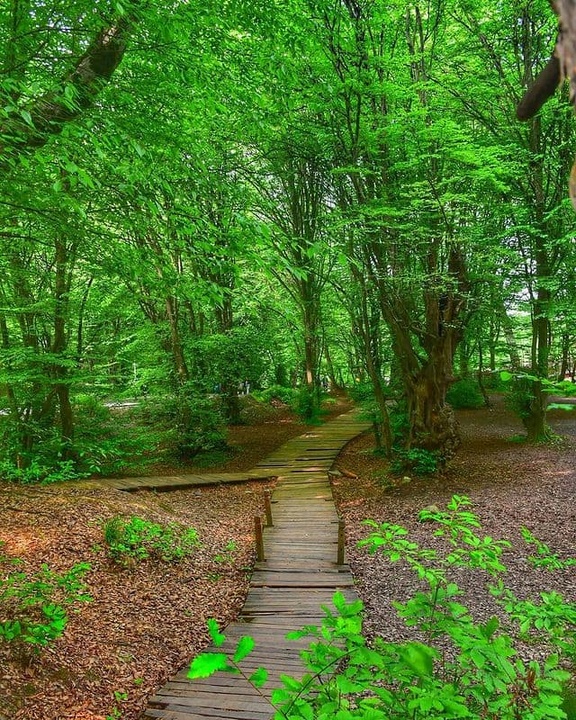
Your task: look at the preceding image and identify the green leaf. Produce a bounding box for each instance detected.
[207,618,226,647]
[20,109,33,126]
[401,643,434,677]
[188,652,230,678]
[233,636,255,663]
[500,371,514,382]
[248,667,268,688]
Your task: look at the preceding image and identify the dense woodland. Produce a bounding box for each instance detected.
[1,0,576,482]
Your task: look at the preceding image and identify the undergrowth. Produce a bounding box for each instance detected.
[103,515,200,564]
[0,546,91,648]
[189,496,576,719]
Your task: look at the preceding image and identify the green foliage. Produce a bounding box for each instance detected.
[73,400,161,477]
[0,458,88,485]
[348,382,376,404]
[446,378,484,409]
[103,516,200,564]
[0,551,91,648]
[0,396,161,482]
[106,690,129,720]
[148,385,228,460]
[388,402,410,446]
[295,386,323,424]
[391,447,439,476]
[213,540,238,564]
[189,496,576,720]
[188,620,268,686]
[351,382,384,430]
[253,385,299,406]
[504,383,536,422]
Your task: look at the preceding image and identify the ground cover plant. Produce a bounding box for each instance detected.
[0,550,91,648]
[103,516,200,564]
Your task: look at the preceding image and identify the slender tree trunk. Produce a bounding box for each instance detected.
[165,295,189,385]
[323,338,341,390]
[558,333,570,382]
[52,236,76,459]
[477,342,492,408]
[215,298,241,425]
[352,267,392,455]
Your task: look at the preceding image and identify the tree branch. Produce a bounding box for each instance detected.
[1,12,137,161]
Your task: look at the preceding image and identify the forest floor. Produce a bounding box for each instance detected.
[1,394,575,719]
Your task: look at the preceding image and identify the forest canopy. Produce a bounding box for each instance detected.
[1,0,575,481]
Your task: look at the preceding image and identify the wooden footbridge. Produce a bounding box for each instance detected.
[137,411,369,720]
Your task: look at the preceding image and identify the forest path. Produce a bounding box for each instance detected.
[141,411,370,720]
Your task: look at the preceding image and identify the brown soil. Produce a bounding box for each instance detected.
[1,395,575,719]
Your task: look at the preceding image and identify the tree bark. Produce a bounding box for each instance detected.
[0,11,137,162]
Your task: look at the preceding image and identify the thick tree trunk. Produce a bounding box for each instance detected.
[405,346,460,461]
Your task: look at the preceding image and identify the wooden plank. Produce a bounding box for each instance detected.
[143,707,272,720]
[149,694,274,712]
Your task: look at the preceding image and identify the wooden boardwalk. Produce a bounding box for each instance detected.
[141,411,369,720]
[106,470,276,493]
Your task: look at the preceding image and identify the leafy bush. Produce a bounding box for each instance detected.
[150,385,227,460]
[253,385,299,406]
[391,447,439,475]
[348,381,376,403]
[446,378,484,409]
[295,386,323,423]
[103,516,200,564]
[389,401,410,445]
[0,458,88,484]
[0,550,91,647]
[190,496,576,720]
[0,395,162,482]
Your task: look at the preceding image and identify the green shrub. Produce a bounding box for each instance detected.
[391,447,439,475]
[151,386,227,460]
[348,381,376,403]
[253,385,299,406]
[103,516,200,564]
[190,496,576,720]
[0,458,88,484]
[389,401,410,444]
[295,386,323,423]
[0,550,91,647]
[446,378,484,409]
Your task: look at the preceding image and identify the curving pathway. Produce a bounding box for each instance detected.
[141,411,369,720]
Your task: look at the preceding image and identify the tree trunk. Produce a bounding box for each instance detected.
[165,295,189,385]
[405,350,460,461]
[558,332,570,382]
[52,236,75,459]
[215,298,241,425]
